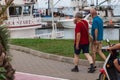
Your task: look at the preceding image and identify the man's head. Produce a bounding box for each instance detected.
[74,12,83,24]
[75,12,83,19]
[90,8,97,18]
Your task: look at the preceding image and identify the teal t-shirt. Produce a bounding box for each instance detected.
[91,16,103,41]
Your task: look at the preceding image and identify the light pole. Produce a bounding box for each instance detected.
[50,0,56,39]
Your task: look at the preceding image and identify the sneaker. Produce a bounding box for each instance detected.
[71,67,79,72]
[88,67,95,73]
[88,66,96,69]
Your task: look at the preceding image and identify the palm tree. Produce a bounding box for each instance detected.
[0,0,15,80]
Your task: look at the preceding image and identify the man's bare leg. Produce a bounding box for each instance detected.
[71,54,79,72]
[98,50,106,60]
[73,54,79,66]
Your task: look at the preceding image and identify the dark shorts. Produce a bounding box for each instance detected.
[117,58,120,65]
[74,44,89,55]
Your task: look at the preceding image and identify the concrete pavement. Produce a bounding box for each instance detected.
[10,45,103,80]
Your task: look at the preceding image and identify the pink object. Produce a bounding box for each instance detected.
[15,72,68,80]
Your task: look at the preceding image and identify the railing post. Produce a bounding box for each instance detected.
[119,28,120,43]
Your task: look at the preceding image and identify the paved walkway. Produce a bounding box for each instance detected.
[10,49,100,80]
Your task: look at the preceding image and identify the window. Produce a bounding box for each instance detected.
[23,6,31,16]
[33,9,40,17]
[9,6,22,17]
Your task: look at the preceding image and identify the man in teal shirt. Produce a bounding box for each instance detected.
[90,8,106,68]
[91,16,103,41]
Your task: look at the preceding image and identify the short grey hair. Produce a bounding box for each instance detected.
[75,12,83,18]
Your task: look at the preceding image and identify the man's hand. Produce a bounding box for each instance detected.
[94,40,99,45]
[76,44,79,50]
[107,47,111,51]
[106,47,114,54]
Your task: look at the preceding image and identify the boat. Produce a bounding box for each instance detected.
[35,0,64,39]
[0,0,64,39]
[57,0,120,28]
[57,13,91,28]
[56,0,93,28]
[0,0,44,38]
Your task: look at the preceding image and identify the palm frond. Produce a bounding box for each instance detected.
[0,25,10,52]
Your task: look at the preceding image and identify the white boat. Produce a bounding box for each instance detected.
[0,0,43,38]
[2,0,64,39]
[57,0,120,28]
[57,13,91,28]
[57,0,93,28]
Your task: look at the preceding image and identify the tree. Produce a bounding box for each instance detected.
[0,0,15,80]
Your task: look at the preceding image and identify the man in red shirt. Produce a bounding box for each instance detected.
[71,12,95,73]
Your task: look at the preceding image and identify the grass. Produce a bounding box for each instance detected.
[10,39,119,61]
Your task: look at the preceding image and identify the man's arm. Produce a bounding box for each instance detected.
[76,32,81,49]
[92,20,98,41]
[94,28,98,41]
[109,43,120,50]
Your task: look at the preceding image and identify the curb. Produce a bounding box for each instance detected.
[9,44,104,68]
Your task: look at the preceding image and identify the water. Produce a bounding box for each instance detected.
[36,28,120,40]
[35,28,74,39]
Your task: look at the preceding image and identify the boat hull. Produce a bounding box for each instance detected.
[57,14,92,28]
[58,19,75,28]
[4,16,44,38]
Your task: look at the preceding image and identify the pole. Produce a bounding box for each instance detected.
[54,0,61,7]
[96,0,98,6]
[119,28,120,43]
[97,1,106,7]
[48,0,50,9]
[90,0,94,6]
[48,0,50,16]
[51,0,56,39]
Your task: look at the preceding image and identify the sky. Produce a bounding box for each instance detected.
[37,0,120,8]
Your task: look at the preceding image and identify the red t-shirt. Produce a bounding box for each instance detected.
[74,20,89,45]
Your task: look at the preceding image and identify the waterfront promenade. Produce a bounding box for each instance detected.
[10,45,103,80]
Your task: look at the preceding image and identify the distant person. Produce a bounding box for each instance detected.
[107,43,120,72]
[90,8,106,67]
[71,12,95,73]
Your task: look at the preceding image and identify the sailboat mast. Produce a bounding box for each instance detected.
[48,0,50,10]
[50,0,54,27]
[48,0,50,16]
[96,0,98,6]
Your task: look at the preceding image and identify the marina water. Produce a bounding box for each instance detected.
[36,27,120,40]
